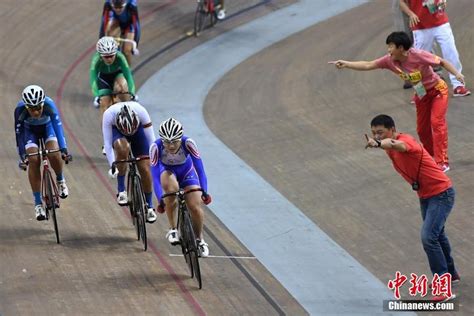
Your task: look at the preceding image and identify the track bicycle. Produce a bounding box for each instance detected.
[24,139,72,244]
[194,0,219,37]
[162,188,204,289]
[112,153,149,251]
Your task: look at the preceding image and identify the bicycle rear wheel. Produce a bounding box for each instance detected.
[45,171,60,244]
[194,1,206,36]
[133,176,147,251]
[182,209,202,289]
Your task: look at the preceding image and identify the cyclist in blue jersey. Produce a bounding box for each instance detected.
[15,85,72,221]
[100,0,140,65]
[150,118,212,257]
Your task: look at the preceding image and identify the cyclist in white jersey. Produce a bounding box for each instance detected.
[102,101,157,223]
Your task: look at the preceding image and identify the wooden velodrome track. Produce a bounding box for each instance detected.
[0,1,471,315]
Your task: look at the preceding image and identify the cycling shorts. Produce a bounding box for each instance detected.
[98,70,125,96]
[24,122,57,150]
[112,125,149,157]
[159,161,200,189]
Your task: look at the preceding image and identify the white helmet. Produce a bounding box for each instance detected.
[96,36,118,55]
[22,85,45,107]
[116,104,140,136]
[159,118,183,142]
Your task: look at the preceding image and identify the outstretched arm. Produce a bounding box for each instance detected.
[45,99,67,150]
[129,5,141,45]
[329,60,378,71]
[14,106,26,158]
[185,139,208,193]
[149,143,163,201]
[365,134,407,152]
[440,58,465,85]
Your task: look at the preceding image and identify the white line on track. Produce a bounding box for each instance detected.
[169,254,257,259]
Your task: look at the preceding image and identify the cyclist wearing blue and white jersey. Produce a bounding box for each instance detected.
[102,101,157,223]
[100,0,140,65]
[150,118,212,257]
[14,85,72,221]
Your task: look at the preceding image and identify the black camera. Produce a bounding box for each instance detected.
[412,181,420,191]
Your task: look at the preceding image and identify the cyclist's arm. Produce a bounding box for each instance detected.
[45,98,67,150]
[90,53,102,97]
[99,2,112,38]
[129,4,141,45]
[117,53,135,94]
[14,105,26,158]
[184,138,208,192]
[149,142,163,200]
[102,108,116,166]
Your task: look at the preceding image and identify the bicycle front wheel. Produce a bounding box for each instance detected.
[133,176,148,251]
[45,171,60,244]
[194,1,206,36]
[182,209,202,289]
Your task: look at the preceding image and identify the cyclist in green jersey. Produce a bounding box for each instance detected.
[90,36,136,115]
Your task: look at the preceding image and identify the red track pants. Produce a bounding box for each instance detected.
[414,80,449,165]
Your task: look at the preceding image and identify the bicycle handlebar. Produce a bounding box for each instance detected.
[114,38,139,55]
[111,156,149,173]
[162,188,204,199]
[25,148,61,157]
[99,91,135,99]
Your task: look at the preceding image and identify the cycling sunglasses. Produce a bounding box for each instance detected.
[112,4,127,9]
[101,54,116,59]
[162,139,181,145]
[25,103,43,111]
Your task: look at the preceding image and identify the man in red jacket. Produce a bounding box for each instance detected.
[365,114,459,302]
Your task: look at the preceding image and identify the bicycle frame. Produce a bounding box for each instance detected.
[194,0,217,36]
[113,153,149,250]
[25,139,61,211]
[162,187,203,288]
[25,138,61,243]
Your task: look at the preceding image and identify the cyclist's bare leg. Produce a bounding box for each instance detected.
[45,140,63,177]
[113,77,129,102]
[161,171,179,228]
[137,159,152,196]
[184,185,205,239]
[99,95,113,115]
[113,138,130,176]
[122,31,135,66]
[26,146,41,193]
[105,19,121,38]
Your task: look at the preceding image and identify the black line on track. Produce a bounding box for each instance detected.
[204,225,286,316]
[132,1,287,315]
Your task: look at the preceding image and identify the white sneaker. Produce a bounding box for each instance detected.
[146,208,157,223]
[58,180,69,199]
[117,191,128,206]
[198,239,209,257]
[166,228,179,245]
[35,204,46,221]
[217,9,226,20]
[102,145,106,156]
